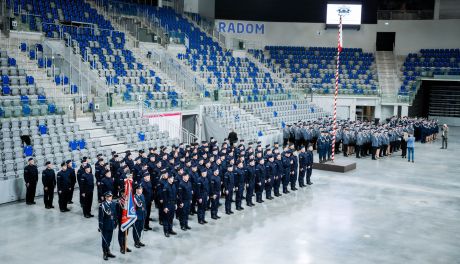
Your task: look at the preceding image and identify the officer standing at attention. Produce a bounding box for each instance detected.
[178,173,193,231]
[196,170,209,225]
[141,172,153,231]
[245,159,256,207]
[57,162,71,212]
[235,161,246,210]
[255,158,266,203]
[298,146,308,187]
[80,165,95,218]
[223,164,235,214]
[281,150,292,194]
[273,154,283,197]
[209,168,221,220]
[24,158,38,205]
[161,175,178,237]
[133,184,146,247]
[100,170,115,202]
[98,191,117,260]
[115,187,132,255]
[306,145,314,185]
[264,155,275,200]
[67,160,76,204]
[42,161,56,209]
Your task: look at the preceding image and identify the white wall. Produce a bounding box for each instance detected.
[312,95,381,121]
[198,0,215,19]
[216,19,460,55]
[184,0,199,13]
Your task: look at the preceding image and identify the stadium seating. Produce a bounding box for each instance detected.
[0,115,110,179]
[1,49,65,118]
[95,110,180,151]
[203,104,282,143]
[12,0,183,109]
[241,99,328,127]
[399,49,460,96]
[249,46,379,95]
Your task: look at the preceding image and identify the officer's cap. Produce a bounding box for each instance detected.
[111,151,117,155]
[45,161,51,165]
[97,153,103,157]
[66,160,72,164]
[135,184,143,190]
[28,157,34,162]
[104,191,113,197]
[61,162,66,167]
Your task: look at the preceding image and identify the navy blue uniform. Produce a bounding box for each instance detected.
[306,151,313,185]
[133,193,146,244]
[290,154,298,190]
[298,151,308,187]
[142,180,154,229]
[209,174,221,218]
[245,165,256,205]
[42,168,56,208]
[264,161,275,199]
[223,170,235,213]
[255,163,266,202]
[273,158,283,196]
[80,172,95,216]
[161,182,177,234]
[98,201,117,253]
[100,177,115,201]
[235,167,245,209]
[57,170,71,211]
[281,155,291,193]
[178,179,193,228]
[24,164,38,204]
[196,176,210,223]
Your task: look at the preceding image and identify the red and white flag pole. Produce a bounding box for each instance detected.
[331,15,343,162]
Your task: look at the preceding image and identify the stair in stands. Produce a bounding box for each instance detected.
[76,117,129,154]
[376,51,401,102]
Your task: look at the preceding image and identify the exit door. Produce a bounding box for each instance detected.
[376,32,396,51]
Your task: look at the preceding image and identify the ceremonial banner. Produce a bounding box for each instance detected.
[120,179,137,231]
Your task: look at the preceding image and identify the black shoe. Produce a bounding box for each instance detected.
[236,207,244,210]
[164,232,170,237]
[268,197,274,200]
[126,248,131,252]
[103,252,108,260]
[211,215,218,219]
[307,182,313,185]
[199,221,205,225]
[107,251,115,258]
[89,214,94,217]
[225,211,231,215]
[68,201,74,204]
[120,249,125,254]
[169,231,177,235]
[216,215,221,219]
[135,243,141,248]
[50,205,55,208]
[203,220,208,224]
[45,206,50,209]
[139,242,145,247]
[84,215,91,218]
[186,225,192,230]
[149,217,154,221]
[60,210,67,213]
[181,226,187,231]
[143,228,149,231]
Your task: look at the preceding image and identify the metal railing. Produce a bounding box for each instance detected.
[139,101,198,144]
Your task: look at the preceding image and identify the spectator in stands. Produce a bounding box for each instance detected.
[228,129,238,146]
[24,158,39,205]
[441,124,448,149]
[406,134,415,163]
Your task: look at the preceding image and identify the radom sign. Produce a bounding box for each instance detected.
[217,21,265,35]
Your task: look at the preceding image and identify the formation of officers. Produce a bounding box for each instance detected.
[23,138,314,260]
[282,116,439,162]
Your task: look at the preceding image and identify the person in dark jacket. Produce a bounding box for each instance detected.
[42,161,56,209]
[66,160,76,204]
[141,172,154,231]
[24,158,38,205]
[161,175,177,237]
[227,129,238,147]
[133,184,146,246]
[98,191,117,260]
[80,165,95,218]
[178,173,193,231]
[57,162,70,212]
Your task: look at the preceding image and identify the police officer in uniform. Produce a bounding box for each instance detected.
[298,146,308,187]
[178,173,193,231]
[209,168,221,219]
[255,158,266,203]
[223,164,235,214]
[80,165,95,218]
[42,161,56,209]
[196,170,210,224]
[245,159,256,206]
[161,175,177,237]
[67,160,76,204]
[98,191,117,260]
[24,158,38,205]
[57,162,70,212]
[306,145,314,185]
[133,184,146,247]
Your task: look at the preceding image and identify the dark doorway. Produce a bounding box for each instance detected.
[376,32,396,51]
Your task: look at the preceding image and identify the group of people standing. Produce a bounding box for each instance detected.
[24,138,315,260]
[282,116,440,163]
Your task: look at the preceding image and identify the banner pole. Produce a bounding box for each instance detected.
[332,15,342,162]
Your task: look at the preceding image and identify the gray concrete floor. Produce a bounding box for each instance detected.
[1,128,460,264]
